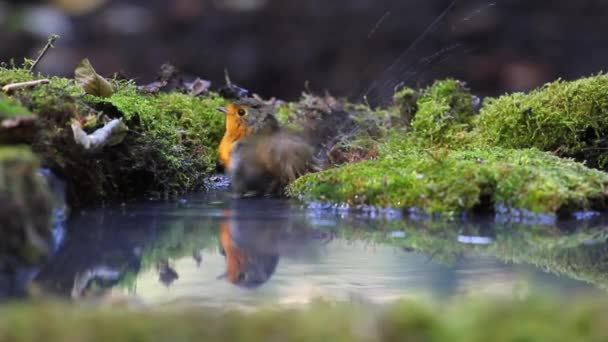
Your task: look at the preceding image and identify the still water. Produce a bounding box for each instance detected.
[33,189,608,310]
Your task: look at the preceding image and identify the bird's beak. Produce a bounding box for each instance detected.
[216,106,227,114]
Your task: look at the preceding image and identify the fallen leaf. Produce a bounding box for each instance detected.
[184,77,211,96]
[74,58,113,98]
[137,80,168,94]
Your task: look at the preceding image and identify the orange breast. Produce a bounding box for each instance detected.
[218,104,252,169]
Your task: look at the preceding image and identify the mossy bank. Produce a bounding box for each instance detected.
[3,64,608,216]
[290,76,608,217]
[0,65,226,206]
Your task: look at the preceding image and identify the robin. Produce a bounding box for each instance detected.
[216,98,278,170]
[217,98,319,196]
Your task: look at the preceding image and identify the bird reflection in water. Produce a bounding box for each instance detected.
[217,198,334,288]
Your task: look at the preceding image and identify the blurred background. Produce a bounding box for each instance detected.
[0,0,607,101]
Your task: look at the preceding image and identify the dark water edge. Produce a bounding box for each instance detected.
[12,188,604,310]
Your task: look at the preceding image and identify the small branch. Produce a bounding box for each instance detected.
[224,68,232,86]
[29,34,60,72]
[2,79,50,93]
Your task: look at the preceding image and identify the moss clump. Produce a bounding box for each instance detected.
[392,86,418,126]
[0,66,227,205]
[0,146,54,266]
[290,140,608,215]
[0,65,36,85]
[409,79,478,147]
[84,82,226,199]
[291,74,608,216]
[477,73,608,169]
[1,297,608,341]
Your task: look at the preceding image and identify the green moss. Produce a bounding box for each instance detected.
[392,86,418,126]
[410,79,477,147]
[477,73,608,169]
[290,139,608,215]
[1,297,607,341]
[0,96,30,119]
[96,80,226,176]
[275,103,292,124]
[0,146,54,265]
[0,65,35,86]
[291,75,608,216]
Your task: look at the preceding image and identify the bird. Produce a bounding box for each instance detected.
[216,98,279,170]
[216,98,320,196]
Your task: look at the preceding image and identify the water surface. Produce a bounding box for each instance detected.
[34,189,608,309]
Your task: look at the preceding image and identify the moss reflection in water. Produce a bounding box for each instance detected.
[335,216,608,290]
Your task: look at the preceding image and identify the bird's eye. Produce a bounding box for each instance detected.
[237,108,247,116]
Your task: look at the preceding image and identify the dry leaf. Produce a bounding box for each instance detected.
[74,58,113,98]
[184,78,211,96]
[137,80,168,94]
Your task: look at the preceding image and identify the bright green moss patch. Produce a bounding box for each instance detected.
[0,65,35,85]
[291,141,608,215]
[1,297,608,342]
[477,73,608,169]
[411,79,477,147]
[291,74,608,216]
[0,96,30,119]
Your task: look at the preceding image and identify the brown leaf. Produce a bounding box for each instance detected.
[74,58,113,98]
[137,80,168,94]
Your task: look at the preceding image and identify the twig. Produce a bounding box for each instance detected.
[367,11,391,39]
[224,68,232,86]
[29,34,59,72]
[2,79,50,93]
